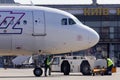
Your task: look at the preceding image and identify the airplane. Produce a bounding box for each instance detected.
[0,5,99,76]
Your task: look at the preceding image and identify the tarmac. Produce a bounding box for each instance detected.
[0,68,119,80]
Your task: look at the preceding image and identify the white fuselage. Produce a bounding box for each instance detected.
[0,5,99,55]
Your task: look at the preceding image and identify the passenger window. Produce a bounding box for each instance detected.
[23,20,27,25]
[17,21,20,25]
[3,20,7,25]
[69,18,76,25]
[61,18,67,25]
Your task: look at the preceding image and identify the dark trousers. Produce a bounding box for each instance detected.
[106,64,113,75]
[44,66,51,76]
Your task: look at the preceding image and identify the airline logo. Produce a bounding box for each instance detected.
[0,11,25,34]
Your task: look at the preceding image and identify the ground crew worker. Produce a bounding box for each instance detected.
[44,56,53,76]
[106,58,114,75]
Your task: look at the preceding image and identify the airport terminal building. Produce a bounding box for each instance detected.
[0,0,120,66]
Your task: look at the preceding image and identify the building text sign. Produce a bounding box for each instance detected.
[83,8,120,15]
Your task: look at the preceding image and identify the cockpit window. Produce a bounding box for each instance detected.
[69,18,76,25]
[61,18,76,25]
[61,18,67,25]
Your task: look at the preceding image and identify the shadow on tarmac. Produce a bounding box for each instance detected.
[0,74,84,78]
[0,76,35,78]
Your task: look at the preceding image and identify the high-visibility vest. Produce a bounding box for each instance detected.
[47,58,50,66]
[107,58,113,67]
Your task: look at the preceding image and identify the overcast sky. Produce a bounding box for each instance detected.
[14,0,120,5]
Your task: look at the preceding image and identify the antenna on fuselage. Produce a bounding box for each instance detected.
[29,0,34,6]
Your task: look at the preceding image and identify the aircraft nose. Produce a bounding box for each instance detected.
[88,27,99,47]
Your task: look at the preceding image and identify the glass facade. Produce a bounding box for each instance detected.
[75,14,120,66]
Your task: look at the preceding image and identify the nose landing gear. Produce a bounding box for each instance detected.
[33,67,43,77]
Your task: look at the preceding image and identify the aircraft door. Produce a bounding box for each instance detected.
[33,11,46,36]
